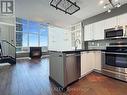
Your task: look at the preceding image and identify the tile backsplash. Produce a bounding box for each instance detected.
[84,38,127,50]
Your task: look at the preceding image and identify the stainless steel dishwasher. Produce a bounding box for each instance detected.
[64,53,81,87]
[49,51,81,91]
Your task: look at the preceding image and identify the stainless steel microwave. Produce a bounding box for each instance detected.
[104,26,127,39]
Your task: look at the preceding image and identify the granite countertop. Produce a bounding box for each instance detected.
[49,49,105,54]
[61,49,105,54]
[81,49,105,51]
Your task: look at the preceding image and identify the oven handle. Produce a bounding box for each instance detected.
[104,52,127,55]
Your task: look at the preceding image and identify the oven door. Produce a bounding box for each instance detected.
[103,52,127,74]
[105,52,127,68]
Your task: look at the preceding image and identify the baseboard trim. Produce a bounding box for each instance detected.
[80,69,102,79]
[80,70,93,79]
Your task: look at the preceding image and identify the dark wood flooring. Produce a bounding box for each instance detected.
[0,58,127,95]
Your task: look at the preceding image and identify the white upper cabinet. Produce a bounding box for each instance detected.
[84,13,127,41]
[84,21,105,41]
[84,24,93,41]
[93,21,104,40]
[119,13,127,26]
[104,16,118,29]
[84,16,120,41]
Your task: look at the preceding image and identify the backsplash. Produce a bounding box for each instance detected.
[84,38,127,50]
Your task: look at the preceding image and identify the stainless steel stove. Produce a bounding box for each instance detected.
[102,42,127,82]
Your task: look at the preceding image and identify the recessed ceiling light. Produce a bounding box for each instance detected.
[99,0,104,5]
[108,9,111,13]
[103,5,107,9]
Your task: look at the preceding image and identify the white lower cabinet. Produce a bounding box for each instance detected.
[81,51,94,77]
[94,51,102,71]
[81,51,102,77]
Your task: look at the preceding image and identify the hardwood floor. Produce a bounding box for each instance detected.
[0,58,127,95]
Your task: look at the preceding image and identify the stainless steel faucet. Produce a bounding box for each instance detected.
[74,39,81,50]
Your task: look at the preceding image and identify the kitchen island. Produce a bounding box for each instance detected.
[49,49,104,91]
[49,50,81,91]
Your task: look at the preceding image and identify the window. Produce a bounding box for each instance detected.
[29,33,38,46]
[22,33,28,47]
[16,32,23,46]
[40,26,48,46]
[16,18,48,52]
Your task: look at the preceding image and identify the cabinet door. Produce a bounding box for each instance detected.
[104,17,117,29]
[81,52,94,77]
[84,24,93,41]
[119,13,127,26]
[93,21,104,40]
[81,52,88,76]
[87,52,95,70]
[94,51,102,71]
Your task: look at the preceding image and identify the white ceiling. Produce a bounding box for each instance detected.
[15,0,127,28]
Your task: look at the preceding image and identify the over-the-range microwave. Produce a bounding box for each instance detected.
[104,26,127,39]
